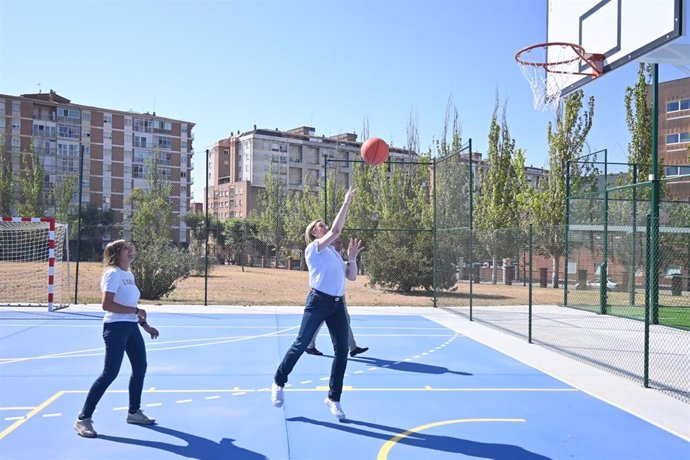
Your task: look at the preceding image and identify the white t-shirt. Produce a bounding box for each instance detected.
[100,267,140,323]
[305,241,346,297]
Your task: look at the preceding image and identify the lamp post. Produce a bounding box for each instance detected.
[204,148,209,306]
[74,143,85,303]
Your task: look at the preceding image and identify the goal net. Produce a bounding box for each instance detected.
[0,217,70,311]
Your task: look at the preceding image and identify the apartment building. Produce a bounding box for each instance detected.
[658,77,690,200]
[203,126,551,221]
[205,126,418,220]
[0,90,195,243]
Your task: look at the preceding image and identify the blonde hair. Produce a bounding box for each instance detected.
[103,240,133,268]
[305,220,321,245]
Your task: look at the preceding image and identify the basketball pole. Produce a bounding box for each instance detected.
[650,64,660,325]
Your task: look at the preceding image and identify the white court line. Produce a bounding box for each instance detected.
[204,396,220,400]
[176,399,192,404]
[0,326,300,365]
[0,324,449,330]
[42,413,62,418]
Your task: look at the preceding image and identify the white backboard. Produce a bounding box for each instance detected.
[547,0,684,96]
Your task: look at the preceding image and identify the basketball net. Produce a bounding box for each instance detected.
[516,43,604,111]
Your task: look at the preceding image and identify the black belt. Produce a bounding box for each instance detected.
[311,288,342,302]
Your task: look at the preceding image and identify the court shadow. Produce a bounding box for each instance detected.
[96,425,266,460]
[287,416,551,460]
[322,354,473,376]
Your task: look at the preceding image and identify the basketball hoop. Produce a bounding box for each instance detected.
[515,42,605,111]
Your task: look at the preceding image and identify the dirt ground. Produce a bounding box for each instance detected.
[66,262,565,307]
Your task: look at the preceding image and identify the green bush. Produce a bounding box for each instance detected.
[131,242,193,300]
[190,250,216,276]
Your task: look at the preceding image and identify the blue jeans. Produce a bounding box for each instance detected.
[274,289,349,401]
[79,321,147,419]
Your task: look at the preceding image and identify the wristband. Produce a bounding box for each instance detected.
[135,307,139,315]
[139,321,148,327]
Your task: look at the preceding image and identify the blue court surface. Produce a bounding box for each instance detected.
[0,306,688,460]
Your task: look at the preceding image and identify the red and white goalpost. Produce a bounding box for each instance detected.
[0,217,70,311]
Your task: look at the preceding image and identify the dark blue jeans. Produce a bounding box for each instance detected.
[79,321,147,419]
[274,289,349,401]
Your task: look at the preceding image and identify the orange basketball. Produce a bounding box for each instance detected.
[360,137,389,166]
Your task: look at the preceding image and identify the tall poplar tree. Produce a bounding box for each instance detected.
[475,95,528,283]
[0,136,13,215]
[17,145,47,217]
[532,90,595,288]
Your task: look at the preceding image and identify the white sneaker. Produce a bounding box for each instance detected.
[324,398,346,420]
[74,417,97,438]
[126,409,156,425]
[271,382,284,407]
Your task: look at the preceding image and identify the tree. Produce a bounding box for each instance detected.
[362,154,433,292]
[52,175,77,224]
[355,112,434,292]
[625,64,654,184]
[78,204,115,260]
[224,217,257,271]
[129,156,174,244]
[252,169,288,262]
[17,145,47,217]
[183,211,206,250]
[433,97,473,290]
[610,64,655,295]
[475,94,529,283]
[128,154,192,299]
[532,90,595,288]
[283,184,322,269]
[0,136,13,215]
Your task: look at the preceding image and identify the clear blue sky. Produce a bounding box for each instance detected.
[1,0,686,201]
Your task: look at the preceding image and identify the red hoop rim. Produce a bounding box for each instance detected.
[515,42,604,77]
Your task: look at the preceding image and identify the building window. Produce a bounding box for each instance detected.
[667,99,690,112]
[33,123,57,138]
[58,125,80,139]
[666,165,690,176]
[154,136,172,149]
[666,132,690,144]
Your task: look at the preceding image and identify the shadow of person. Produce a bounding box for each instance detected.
[321,354,472,376]
[96,424,266,460]
[287,416,551,460]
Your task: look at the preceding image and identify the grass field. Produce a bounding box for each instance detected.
[566,289,690,329]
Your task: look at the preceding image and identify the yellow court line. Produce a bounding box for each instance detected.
[377,418,527,460]
[0,391,64,441]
